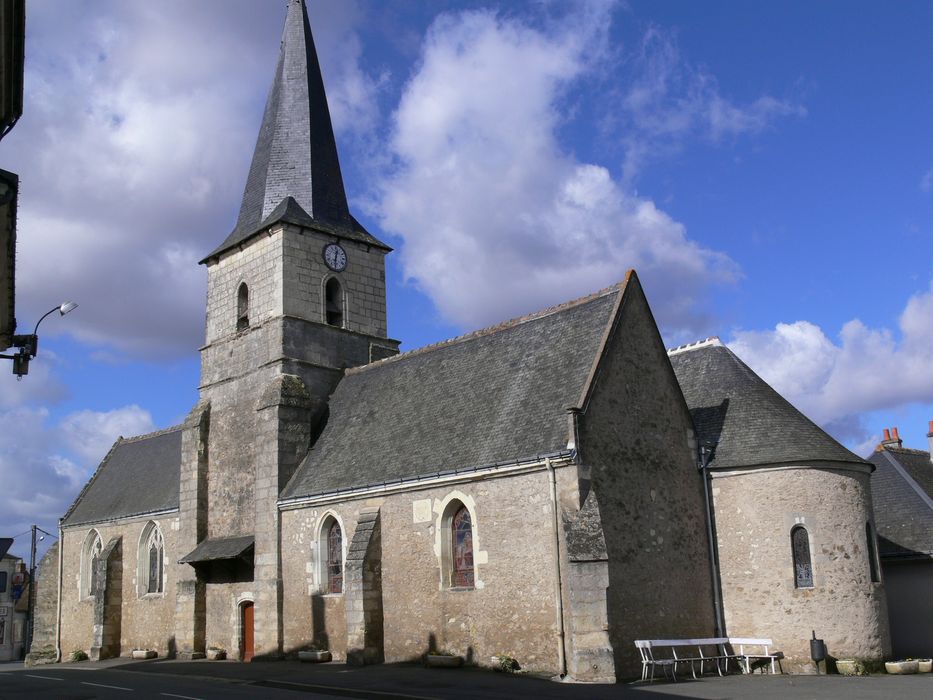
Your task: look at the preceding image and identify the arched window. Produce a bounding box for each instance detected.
[324,277,344,328]
[237,282,249,331]
[326,519,343,594]
[866,522,881,583]
[791,525,813,589]
[81,530,103,599]
[451,504,475,589]
[138,522,164,596]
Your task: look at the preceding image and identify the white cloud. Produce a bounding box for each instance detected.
[0,351,69,409]
[0,403,155,541]
[59,405,156,466]
[728,281,933,429]
[617,26,806,177]
[5,0,286,359]
[921,167,933,193]
[307,0,384,139]
[378,7,737,334]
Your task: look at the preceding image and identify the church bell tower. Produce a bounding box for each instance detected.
[174,0,398,660]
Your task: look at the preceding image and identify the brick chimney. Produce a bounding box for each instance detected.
[880,427,903,450]
[927,420,933,463]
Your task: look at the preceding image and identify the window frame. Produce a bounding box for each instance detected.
[440,498,477,591]
[137,521,165,598]
[236,282,250,332]
[323,276,345,328]
[81,529,103,599]
[316,513,345,596]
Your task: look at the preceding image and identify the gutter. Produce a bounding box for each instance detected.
[278,451,573,509]
[60,507,179,531]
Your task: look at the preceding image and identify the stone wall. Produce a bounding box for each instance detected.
[59,515,180,658]
[281,470,564,674]
[577,276,717,679]
[188,217,395,662]
[29,541,59,654]
[206,221,391,346]
[205,228,284,345]
[281,225,389,339]
[712,465,890,671]
[204,581,257,660]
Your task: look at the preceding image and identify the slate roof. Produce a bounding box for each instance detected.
[866,447,933,558]
[281,283,625,500]
[62,426,182,527]
[668,339,866,469]
[202,0,388,263]
[179,535,254,564]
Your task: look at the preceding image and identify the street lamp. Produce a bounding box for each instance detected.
[0,301,78,378]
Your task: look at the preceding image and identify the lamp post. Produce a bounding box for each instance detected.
[0,301,77,378]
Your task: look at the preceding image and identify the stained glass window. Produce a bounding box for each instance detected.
[88,533,103,596]
[452,505,474,588]
[147,526,164,594]
[791,526,813,588]
[327,521,343,594]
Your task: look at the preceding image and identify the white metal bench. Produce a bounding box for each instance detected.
[634,638,732,681]
[729,637,784,674]
[634,636,784,681]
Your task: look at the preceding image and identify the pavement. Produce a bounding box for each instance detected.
[2,657,932,699]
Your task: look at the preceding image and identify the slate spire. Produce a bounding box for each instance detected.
[205,0,386,261]
[240,0,348,228]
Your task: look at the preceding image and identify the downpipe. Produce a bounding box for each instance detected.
[56,519,64,662]
[546,457,568,678]
[699,443,725,637]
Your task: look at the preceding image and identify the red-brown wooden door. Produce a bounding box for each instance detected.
[242,602,254,662]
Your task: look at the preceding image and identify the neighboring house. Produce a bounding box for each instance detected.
[866,425,933,658]
[31,0,892,679]
[0,554,27,661]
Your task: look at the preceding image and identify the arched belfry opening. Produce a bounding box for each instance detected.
[237,282,249,331]
[324,277,344,328]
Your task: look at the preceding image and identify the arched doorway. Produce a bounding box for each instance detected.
[240,601,254,662]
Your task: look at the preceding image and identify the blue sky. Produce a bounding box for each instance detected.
[2,0,932,559]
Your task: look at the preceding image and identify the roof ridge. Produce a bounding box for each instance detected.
[119,424,184,444]
[880,450,933,512]
[347,280,626,376]
[882,446,930,456]
[667,336,722,356]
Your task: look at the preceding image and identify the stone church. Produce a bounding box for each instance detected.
[33,0,890,680]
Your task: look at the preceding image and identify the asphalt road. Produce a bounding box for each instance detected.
[0,667,348,700]
[1,660,931,700]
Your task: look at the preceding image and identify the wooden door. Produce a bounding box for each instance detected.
[242,602,254,662]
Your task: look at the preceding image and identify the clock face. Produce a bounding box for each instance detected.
[323,243,347,272]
